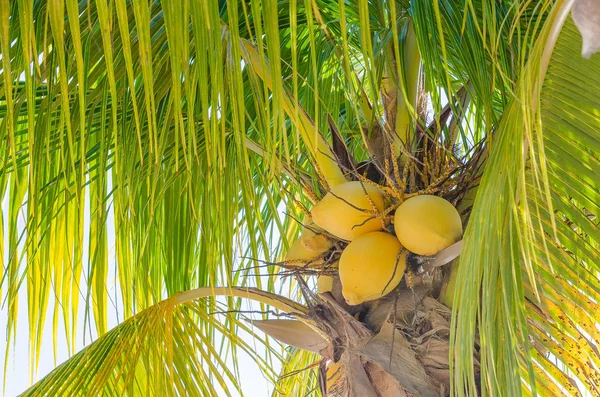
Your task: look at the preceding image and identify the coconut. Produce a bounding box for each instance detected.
[339,231,406,305]
[317,260,339,294]
[301,234,332,253]
[290,219,333,254]
[317,275,334,294]
[284,238,325,266]
[326,360,344,388]
[394,195,462,256]
[300,224,333,253]
[311,181,385,241]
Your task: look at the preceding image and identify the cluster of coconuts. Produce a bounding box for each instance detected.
[284,181,463,306]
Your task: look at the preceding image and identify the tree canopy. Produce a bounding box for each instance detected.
[1,0,600,395]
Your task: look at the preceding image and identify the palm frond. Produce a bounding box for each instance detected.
[452,2,600,395]
[21,287,307,396]
[0,0,310,379]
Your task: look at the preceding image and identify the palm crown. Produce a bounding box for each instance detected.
[1,0,600,396]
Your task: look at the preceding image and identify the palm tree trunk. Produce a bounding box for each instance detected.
[316,273,478,397]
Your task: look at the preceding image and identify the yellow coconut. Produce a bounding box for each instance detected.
[284,238,324,266]
[300,219,319,238]
[394,195,462,256]
[317,275,334,294]
[326,360,344,387]
[311,181,385,241]
[301,231,332,253]
[339,232,406,305]
[298,220,333,253]
[317,261,338,294]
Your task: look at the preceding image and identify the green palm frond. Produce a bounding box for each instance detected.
[453,2,600,395]
[526,15,600,395]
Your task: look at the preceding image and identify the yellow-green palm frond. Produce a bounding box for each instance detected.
[0,0,319,379]
[20,287,308,396]
[452,2,600,395]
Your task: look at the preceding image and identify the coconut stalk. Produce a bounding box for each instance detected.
[391,21,421,152]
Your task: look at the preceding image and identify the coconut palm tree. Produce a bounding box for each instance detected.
[1,0,600,395]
